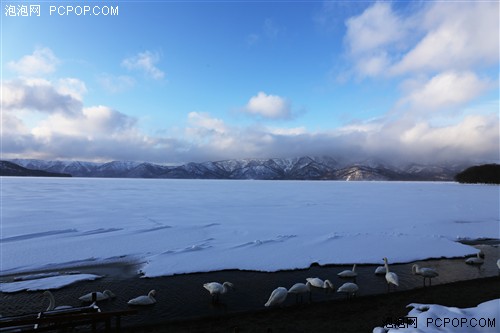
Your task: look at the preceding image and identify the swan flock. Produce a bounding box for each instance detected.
[29,252,496,313]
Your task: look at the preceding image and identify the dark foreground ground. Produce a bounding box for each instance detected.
[126,275,500,333]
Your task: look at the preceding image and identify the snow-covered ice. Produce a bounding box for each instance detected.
[1,178,498,291]
[373,298,500,332]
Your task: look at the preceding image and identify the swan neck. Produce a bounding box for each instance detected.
[46,292,55,311]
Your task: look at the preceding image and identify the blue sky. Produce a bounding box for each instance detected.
[2,1,499,165]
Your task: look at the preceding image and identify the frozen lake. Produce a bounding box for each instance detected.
[1,177,499,291]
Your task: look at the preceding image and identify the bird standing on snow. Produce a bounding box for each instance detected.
[412,264,438,287]
[264,287,288,307]
[383,257,399,292]
[203,281,234,303]
[127,290,156,306]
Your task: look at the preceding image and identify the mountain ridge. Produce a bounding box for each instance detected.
[0,161,71,177]
[4,157,468,181]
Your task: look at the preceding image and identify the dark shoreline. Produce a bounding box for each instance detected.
[2,244,499,332]
[128,276,500,333]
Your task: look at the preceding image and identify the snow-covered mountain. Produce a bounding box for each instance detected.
[0,161,71,177]
[5,157,466,181]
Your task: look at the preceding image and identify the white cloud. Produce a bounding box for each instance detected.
[342,1,499,80]
[334,0,499,165]
[187,112,228,136]
[242,92,292,119]
[398,71,491,114]
[268,127,307,136]
[397,114,499,161]
[122,51,165,80]
[56,78,87,101]
[345,2,407,56]
[354,52,391,78]
[341,2,414,79]
[31,105,137,140]
[2,78,82,115]
[391,1,499,75]
[7,47,59,76]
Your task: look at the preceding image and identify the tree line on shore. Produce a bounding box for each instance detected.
[454,164,500,184]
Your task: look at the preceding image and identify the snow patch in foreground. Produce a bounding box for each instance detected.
[1,274,102,293]
[373,299,500,333]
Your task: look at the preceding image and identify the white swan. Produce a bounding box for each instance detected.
[43,291,73,311]
[203,281,233,302]
[78,290,115,302]
[383,257,399,292]
[288,282,312,303]
[337,264,357,278]
[305,277,334,290]
[412,264,438,287]
[336,282,359,298]
[497,259,500,269]
[465,252,484,265]
[264,287,288,307]
[127,290,156,306]
[374,266,386,275]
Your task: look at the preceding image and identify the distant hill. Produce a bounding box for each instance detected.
[0,161,71,177]
[454,164,500,184]
[5,157,469,181]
